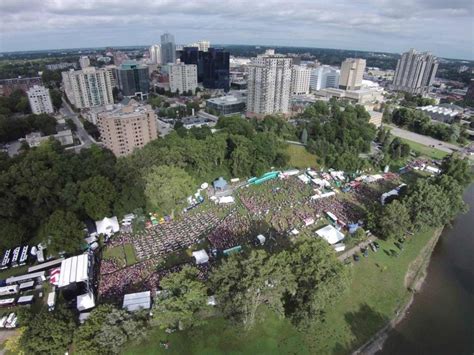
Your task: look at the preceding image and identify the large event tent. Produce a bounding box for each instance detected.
[315,225,345,245]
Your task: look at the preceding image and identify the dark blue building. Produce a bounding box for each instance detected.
[180,47,230,92]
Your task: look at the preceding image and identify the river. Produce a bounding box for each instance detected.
[379,183,474,355]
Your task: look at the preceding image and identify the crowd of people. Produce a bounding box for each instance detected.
[98,173,400,301]
[130,212,222,259]
[206,210,253,249]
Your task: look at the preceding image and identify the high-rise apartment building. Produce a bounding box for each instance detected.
[180,47,230,91]
[27,85,54,114]
[392,49,439,94]
[168,62,198,94]
[149,44,161,65]
[188,40,210,52]
[339,58,366,90]
[62,67,114,109]
[291,65,312,95]
[116,61,150,98]
[161,33,176,64]
[310,66,340,91]
[246,52,293,116]
[79,56,90,69]
[96,100,157,157]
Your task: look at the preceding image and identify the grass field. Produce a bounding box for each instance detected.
[286,144,317,169]
[103,244,137,266]
[400,138,448,160]
[123,228,436,354]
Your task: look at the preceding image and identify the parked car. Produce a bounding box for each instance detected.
[369,242,378,252]
[361,247,369,257]
[373,241,380,249]
[353,254,360,262]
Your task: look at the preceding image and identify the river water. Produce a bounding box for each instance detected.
[379,183,474,355]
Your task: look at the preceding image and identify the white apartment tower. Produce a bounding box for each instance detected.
[291,65,312,95]
[79,56,90,69]
[392,49,439,94]
[27,85,54,114]
[310,66,340,91]
[149,44,162,65]
[246,52,293,116]
[339,58,366,90]
[168,62,198,94]
[61,67,114,109]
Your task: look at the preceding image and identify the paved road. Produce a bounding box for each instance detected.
[385,125,459,154]
[61,98,96,152]
[338,236,375,262]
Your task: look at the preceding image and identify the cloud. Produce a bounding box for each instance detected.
[0,0,473,59]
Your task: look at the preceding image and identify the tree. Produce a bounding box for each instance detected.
[281,237,350,326]
[152,266,209,330]
[211,250,296,330]
[78,176,117,220]
[50,89,63,110]
[74,304,146,355]
[440,155,472,186]
[144,165,195,213]
[5,327,25,355]
[300,128,308,145]
[40,210,84,254]
[20,306,76,354]
[377,200,411,239]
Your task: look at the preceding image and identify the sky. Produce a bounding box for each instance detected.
[0,0,473,60]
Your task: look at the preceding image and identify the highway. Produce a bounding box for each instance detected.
[385,124,459,154]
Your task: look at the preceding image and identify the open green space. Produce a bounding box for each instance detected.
[399,138,448,160]
[103,244,137,267]
[285,144,317,169]
[122,228,436,355]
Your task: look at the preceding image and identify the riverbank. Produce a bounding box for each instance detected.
[353,227,443,355]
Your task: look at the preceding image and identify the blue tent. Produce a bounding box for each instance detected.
[213,177,228,190]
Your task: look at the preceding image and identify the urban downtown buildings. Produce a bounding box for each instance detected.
[246,50,293,116]
[96,100,158,157]
[339,58,366,90]
[26,85,54,114]
[62,67,115,109]
[168,62,198,94]
[392,49,439,94]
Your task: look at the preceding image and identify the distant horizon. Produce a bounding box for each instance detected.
[1,42,473,62]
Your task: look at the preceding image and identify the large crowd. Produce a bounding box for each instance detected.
[130,211,222,259]
[98,173,399,301]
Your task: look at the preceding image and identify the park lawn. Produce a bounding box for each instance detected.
[124,307,311,355]
[305,228,436,354]
[400,138,448,160]
[286,144,317,169]
[103,244,137,267]
[122,228,437,355]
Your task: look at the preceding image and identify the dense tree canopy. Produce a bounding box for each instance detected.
[152,266,209,330]
[211,237,350,329]
[39,210,85,254]
[74,305,146,355]
[301,101,376,171]
[20,306,77,354]
[145,165,195,213]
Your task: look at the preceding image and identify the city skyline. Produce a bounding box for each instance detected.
[0,0,473,60]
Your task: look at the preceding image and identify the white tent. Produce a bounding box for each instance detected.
[77,292,95,311]
[123,291,151,312]
[57,254,89,288]
[218,196,235,204]
[257,234,266,245]
[298,174,311,184]
[290,228,300,236]
[192,250,209,264]
[95,216,120,236]
[316,225,345,245]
